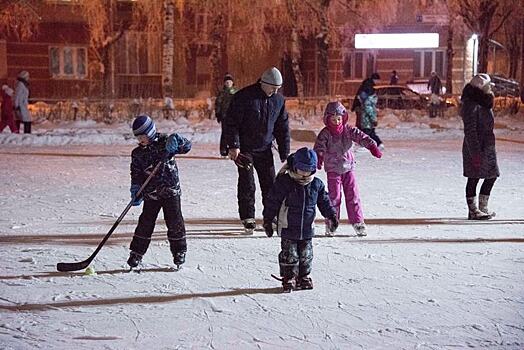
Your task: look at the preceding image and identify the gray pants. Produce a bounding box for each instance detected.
[279,238,313,279]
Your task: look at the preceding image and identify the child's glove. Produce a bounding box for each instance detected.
[234,153,253,171]
[130,184,143,206]
[471,153,481,171]
[317,154,324,170]
[263,219,274,237]
[369,144,382,159]
[166,134,179,154]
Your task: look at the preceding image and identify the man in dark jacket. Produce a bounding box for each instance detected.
[225,67,290,232]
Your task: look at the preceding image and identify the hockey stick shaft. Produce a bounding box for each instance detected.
[56,160,164,272]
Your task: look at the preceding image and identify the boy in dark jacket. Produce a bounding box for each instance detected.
[127,114,192,270]
[263,147,338,292]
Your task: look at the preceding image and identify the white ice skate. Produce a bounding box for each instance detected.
[352,222,367,237]
[242,218,256,235]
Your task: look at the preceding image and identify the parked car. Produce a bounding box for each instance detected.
[489,74,520,98]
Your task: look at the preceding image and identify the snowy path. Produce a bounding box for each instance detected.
[0,132,523,349]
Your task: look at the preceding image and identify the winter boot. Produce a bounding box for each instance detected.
[173,251,186,268]
[242,218,256,234]
[478,194,496,218]
[467,197,490,220]
[296,276,314,290]
[127,251,142,269]
[281,276,297,293]
[352,222,367,237]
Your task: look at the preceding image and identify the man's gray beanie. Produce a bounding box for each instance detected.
[261,67,283,86]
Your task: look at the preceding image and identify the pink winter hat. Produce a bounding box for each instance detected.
[323,101,348,125]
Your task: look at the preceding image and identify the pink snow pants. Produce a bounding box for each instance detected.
[326,171,364,224]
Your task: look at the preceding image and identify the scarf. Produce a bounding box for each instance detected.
[278,160,315,186]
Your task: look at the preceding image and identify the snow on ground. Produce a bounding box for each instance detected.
[0,113,523,349]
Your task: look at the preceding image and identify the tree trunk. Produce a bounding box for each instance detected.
[210,12,226,94]
[290,29,304,97]
[102,0,116,98]
[286,0,304,97]
[162,0,175,97]
[316,0,330,96]
[445,21,454,95]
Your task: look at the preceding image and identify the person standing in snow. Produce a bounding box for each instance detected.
[262,147,337,292]
[215,73,237,157]
[314,101,382,237]
[351,72,380,130]
[428,71,443,118]
[127,114,192,269]
[358,89,384,149]
[1,84,18,133]
[460,74,499,220]
[14,70,32,134]
[225,67,290,233]
[389,70,399,85]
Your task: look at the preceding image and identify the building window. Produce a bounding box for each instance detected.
[115,31,160,75]
[343,51,375,80]
[414,50,445,78]
[49,46,87,79]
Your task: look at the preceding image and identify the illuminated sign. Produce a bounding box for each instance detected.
[355,33,439,49]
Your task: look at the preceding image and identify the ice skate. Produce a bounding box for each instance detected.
[173,252,186,270]
[242,218,256,235]
[352,222,367,237]
[296,276,314,290]
[127,251,142,271]
[281,277,296,293]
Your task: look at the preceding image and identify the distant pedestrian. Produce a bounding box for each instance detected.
[428,71,442,118]
[351,72,380,130]
[460,74,499,220]
[389,70,399,85]
[1,84,18,133]
[14,70,31,133]
[215,73,237,156]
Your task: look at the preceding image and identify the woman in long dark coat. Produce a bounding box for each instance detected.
[460,73,499,220]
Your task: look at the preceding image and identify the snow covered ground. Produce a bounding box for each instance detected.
[0,114,523,349]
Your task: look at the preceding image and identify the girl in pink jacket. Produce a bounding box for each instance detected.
[314,101,382,236]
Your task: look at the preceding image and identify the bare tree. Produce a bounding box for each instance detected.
[453,0,513,73]
[0,0,41,41]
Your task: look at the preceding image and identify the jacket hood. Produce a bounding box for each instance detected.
[323,101,348,126]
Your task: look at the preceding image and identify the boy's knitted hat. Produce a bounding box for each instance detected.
[224,73,234,82]
[293,147,317,173]
[261,67,283,86]
[132,114,157,141]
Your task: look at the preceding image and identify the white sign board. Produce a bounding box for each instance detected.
[355,33,439,49]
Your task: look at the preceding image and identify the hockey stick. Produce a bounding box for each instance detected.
[56,160,165,272]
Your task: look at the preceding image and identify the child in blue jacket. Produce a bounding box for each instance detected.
[127,114,192,269]
[263,147,337,292]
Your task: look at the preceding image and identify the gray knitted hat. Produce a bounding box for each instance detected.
[260,67,283,86]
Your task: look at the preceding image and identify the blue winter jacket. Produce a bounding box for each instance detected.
[131,133,191,200]
[263,170,336,241]
[224,82,290,161]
